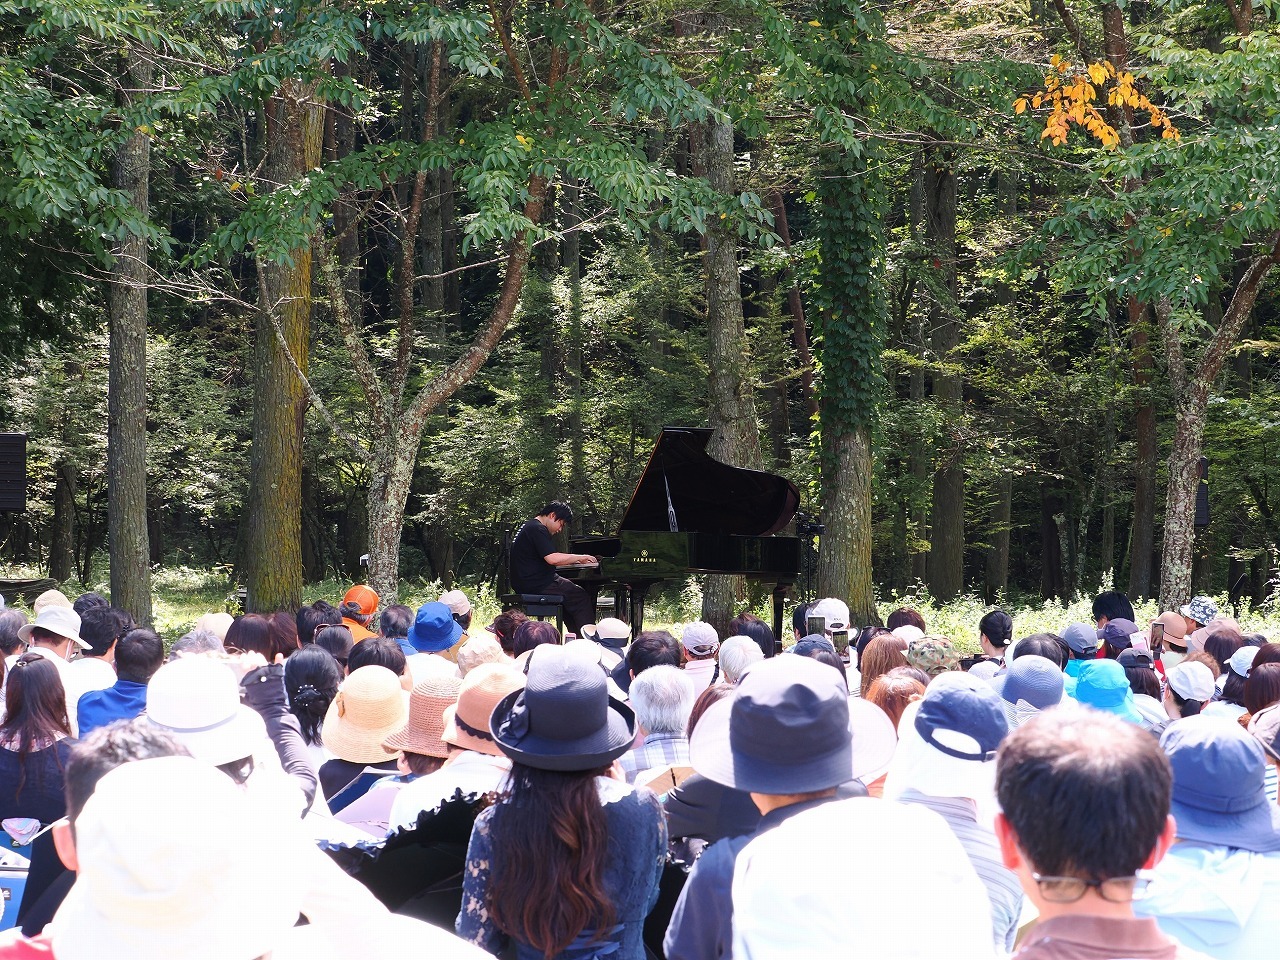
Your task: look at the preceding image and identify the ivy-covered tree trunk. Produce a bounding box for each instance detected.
[106,44,153,624]
[696,115,764,634]
[245,85,323,613]
[813,147,883,626]
[925,147,964,601]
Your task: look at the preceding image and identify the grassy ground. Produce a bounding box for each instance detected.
[6,563,1279,645]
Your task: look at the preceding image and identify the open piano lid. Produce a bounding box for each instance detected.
[617,427,800,536]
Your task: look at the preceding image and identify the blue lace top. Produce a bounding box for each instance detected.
[457,778,667,960]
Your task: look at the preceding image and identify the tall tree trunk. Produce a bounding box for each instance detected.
[563,177,588,521]
[697,115,763,632]
[818,427,876,623]
[365,446,416,601]
[985,473,1012,601]
[1158,234,1280,608]
[813,146,883,626]
[925,148,964,600]
[245,85,323,612]
[908,162,929,585]
[49,460,76,583]
[1128,302,1158,598]
[107,44,154,624]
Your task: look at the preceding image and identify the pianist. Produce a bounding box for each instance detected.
[509,501,597,634]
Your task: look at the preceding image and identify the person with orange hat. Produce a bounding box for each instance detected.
[341,585,379,643]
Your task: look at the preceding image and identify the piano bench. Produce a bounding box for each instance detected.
[499,594,565,633]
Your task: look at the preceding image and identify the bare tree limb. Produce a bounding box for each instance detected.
[315,246,394,440]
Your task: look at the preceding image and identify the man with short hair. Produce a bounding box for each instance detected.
[1135,716,1280,959]
[378,603,416,657]
[1092,590,1137,630]
[297,599,343,645]
[995,710,1191,959]
[70,592,108,618]
[611,629,682,694]
[167,629,224,661]
[77,628,165,737]
[620,665,695,783]
[664,657,866,960]
[62,607,132,722]
[508,501,596,634]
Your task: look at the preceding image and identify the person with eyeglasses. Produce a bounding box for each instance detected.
[994,710,1196,959]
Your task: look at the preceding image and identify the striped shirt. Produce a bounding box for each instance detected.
[897,789,1025,953]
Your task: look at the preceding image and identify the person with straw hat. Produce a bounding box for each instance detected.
[318,665,409,802]
[456,646,665,959]
[388,663,525,833]
[335,673,461,835]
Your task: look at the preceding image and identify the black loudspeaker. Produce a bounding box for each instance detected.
[0,433,26,512]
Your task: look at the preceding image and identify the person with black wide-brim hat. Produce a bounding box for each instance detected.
[455,644,666,959]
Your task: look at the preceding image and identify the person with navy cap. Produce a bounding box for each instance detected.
[664,656,894,960]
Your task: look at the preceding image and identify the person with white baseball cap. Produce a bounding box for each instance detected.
[1164,661,1216,721]
[679,622,720,695]
[7,606,89,734]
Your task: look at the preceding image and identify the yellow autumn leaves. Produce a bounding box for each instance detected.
[1013,55,1179,149]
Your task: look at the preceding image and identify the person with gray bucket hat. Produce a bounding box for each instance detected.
[664,656,894,960]
[1136,715,1280,959]
[456,644,665,959]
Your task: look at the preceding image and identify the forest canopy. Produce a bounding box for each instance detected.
[1,0,1277,627]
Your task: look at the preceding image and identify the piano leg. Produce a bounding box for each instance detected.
[771,584,788,655]
[629,583,651,635]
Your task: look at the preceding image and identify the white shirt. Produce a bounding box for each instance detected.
[389,751,510,831]
[63,656,117,729]
[683,658,718,696]
[405,652,458,686]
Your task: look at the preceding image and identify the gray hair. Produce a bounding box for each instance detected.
[456,634,508,677]
[719,636,765,684]
[168,629,224,661]
[629,664,695,736]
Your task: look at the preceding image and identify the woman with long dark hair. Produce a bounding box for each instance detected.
[458,645,666,959]
[0,653,76,923]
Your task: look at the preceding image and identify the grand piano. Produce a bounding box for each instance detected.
[564,426,802,641]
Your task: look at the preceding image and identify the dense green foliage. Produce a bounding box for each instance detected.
[2,0,1279,614]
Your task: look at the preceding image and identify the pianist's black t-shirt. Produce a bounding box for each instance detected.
[510,518,557,591]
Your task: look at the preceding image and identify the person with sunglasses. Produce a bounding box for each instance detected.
[994,710,1195,959]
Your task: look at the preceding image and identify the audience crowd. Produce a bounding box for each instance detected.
[2,580,1280,960]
